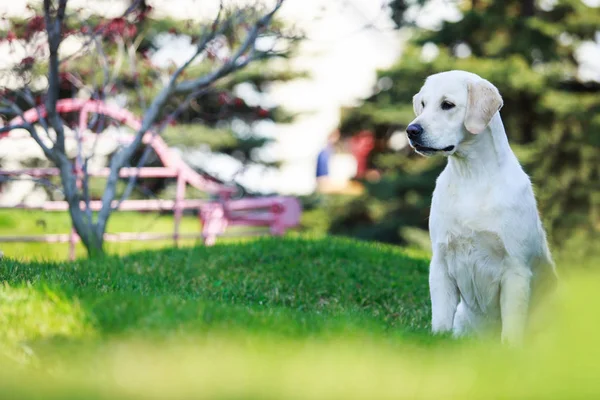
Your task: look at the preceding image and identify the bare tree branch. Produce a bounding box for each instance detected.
[19,87,54,145]
[6,103,56,163]
[95,1,232,235]
[56,0,68,21]
[109,36,126,87]
[132,2,225,141]
[174,0,284,93]
[0,124,30,133]
[0,175,64,193]
[100,0,286,224]
[113,86,211,210]
[93,33,112,97]
[43,0,69,154]
[128,36,147,110]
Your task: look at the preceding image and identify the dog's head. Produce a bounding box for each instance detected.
[406,70,503,157]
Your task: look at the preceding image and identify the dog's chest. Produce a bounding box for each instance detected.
[432,180,508,315]
[432,178,501,234]
[443,231,506,316]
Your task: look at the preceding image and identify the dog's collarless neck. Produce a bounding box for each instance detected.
[448,114,512,178]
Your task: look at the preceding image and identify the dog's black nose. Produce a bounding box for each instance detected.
[406,124,423,139]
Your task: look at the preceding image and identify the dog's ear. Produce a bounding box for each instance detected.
[464,79,503,134]
[412,91,424,116]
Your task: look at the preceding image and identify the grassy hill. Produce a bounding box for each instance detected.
[0,236,599,399]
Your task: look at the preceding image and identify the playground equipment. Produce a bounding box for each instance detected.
[0,99,301,259]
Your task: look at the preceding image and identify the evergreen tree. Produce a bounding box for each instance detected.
[335,0,600,256]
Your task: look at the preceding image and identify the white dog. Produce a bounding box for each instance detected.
[407,70,557,345]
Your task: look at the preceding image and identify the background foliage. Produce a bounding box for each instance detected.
[332,0,600,261]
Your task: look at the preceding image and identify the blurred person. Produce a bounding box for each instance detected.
[349,130,375,179]
[315,129,362,195]
[315,129,340,193]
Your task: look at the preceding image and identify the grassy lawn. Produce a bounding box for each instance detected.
[0,235,598,399]
[0,210,264,260]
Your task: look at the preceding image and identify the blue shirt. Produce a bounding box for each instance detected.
[316,146,332,177]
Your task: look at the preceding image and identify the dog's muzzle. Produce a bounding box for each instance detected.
[406,124,455,153]
[414,144,455,153]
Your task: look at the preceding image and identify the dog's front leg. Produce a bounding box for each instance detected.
[429,255,459,333]
[500,265,532,345]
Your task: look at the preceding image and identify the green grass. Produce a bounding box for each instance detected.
[0,210,265,260]
[0,237,431,355]
[1,225,599,398]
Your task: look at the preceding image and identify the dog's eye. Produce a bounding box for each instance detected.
[441,101,455,110]
[421,101,425,108]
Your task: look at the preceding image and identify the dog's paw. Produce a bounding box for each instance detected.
[431,324,452,334]
[501,331,524,347]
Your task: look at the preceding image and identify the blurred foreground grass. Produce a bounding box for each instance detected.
[0,236,598,399]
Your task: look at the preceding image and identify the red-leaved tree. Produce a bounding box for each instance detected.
[0,0,288,256]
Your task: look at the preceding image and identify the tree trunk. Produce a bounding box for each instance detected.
[59,161,106,257]
[67,205,105,257]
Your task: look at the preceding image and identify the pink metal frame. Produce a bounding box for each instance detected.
[0,99,301,259]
